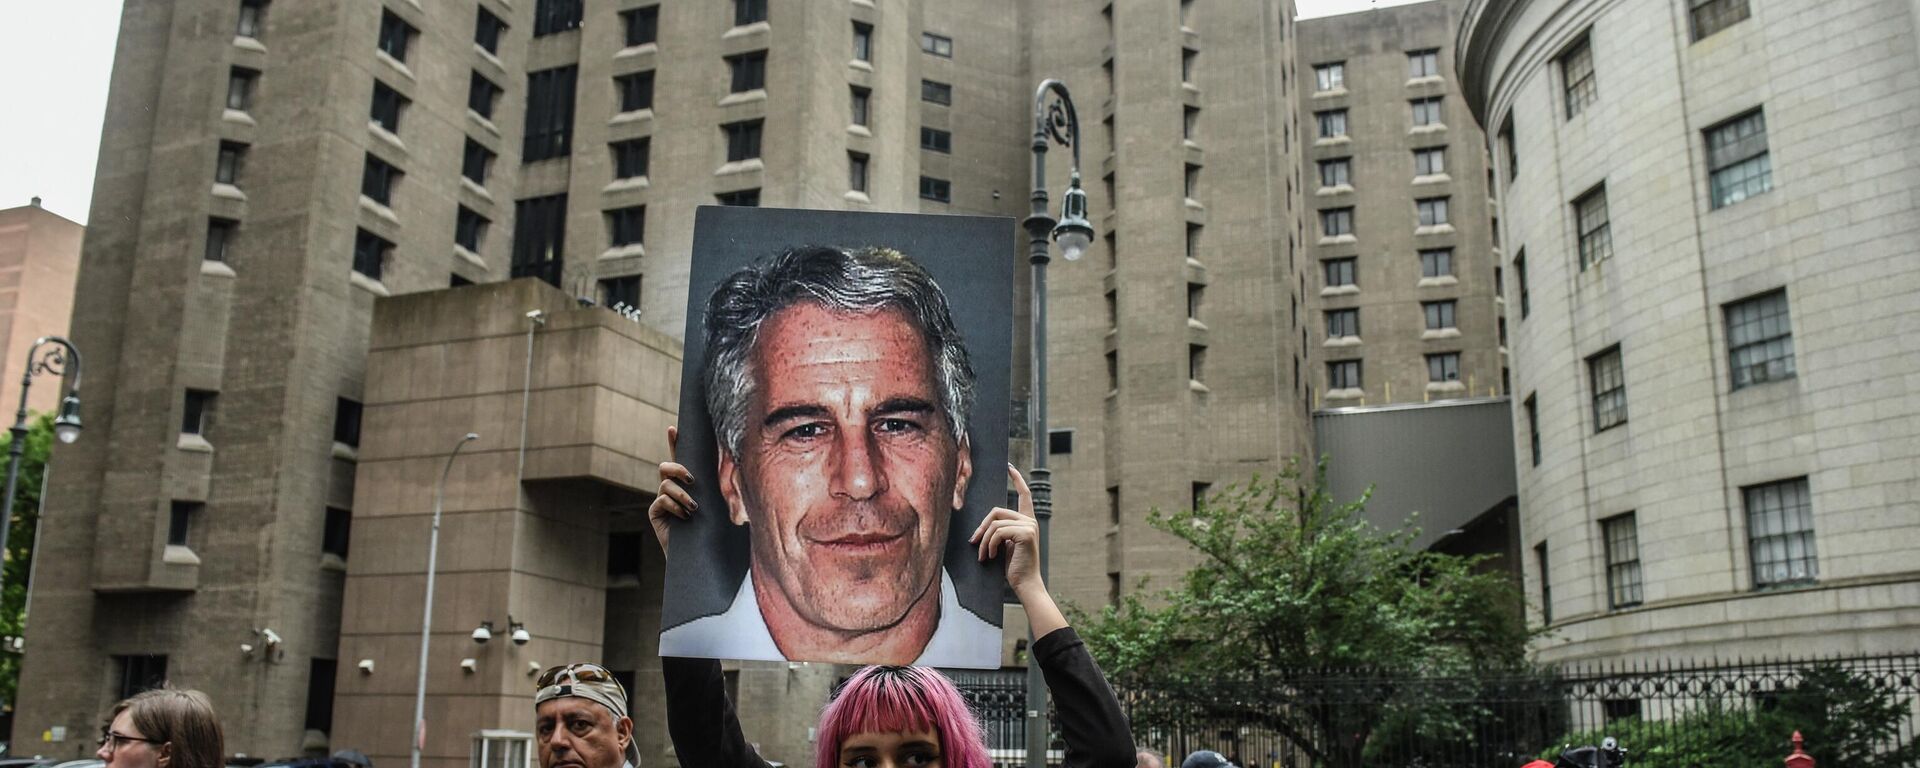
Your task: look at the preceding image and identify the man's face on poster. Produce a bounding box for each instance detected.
[717,301,973,637]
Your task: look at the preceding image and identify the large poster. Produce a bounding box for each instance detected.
[659,206,1014,669]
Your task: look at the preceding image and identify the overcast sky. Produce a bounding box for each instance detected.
[0,0,1430,225]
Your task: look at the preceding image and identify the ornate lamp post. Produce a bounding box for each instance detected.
[1022,78,1094,768]
[411,431,479,768]
[0,336,83,595]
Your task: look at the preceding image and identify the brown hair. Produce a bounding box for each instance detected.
[111,688,225,768]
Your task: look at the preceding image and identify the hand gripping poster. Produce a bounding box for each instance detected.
[659,206,1014,668]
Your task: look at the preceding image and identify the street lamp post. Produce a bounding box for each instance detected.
[0,336,84,596]
[1022,79,1094,768]
[411,431,479,768]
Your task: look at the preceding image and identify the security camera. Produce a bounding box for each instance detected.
[358,659,376,674]
[527,661,542,676]
[460,658,478,673]
[511,626,530,645]
[261,628,283,647]
[472,621,493,644]
[240,643,255,656]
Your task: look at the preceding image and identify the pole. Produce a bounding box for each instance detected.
[0,370,35,591]
[0,337,81,598]
[411,432,478,768]
[1022,78,1078,768]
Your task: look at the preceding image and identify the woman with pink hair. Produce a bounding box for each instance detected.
[652,434,1134,768]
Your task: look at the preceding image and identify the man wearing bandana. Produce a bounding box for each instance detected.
[534,663,644,768]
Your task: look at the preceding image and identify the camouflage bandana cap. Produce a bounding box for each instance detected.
[535,663,642,767]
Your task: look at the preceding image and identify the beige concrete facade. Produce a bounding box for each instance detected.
[0,199,84,416]
[1459,0,1920,662]
[17,0,1516,763]
[1298,1,1505,411]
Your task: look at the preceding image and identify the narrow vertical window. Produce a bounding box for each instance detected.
[511,194,570,287]
[476,6,508,54]
[370,80,407,132]
[733,0,767,26]
[455,206,489,253]
[1515,250,1530,318]
[1725,289,1795,389]
[622,6,658,47]
[612,138,650,180]
[352,230,391,281]
[848,152,869,193]
[205,219,236,262]
[1560,35,1597,118]
[1524,394,1540,466]
[1588,345,1628,431]
[468,72,502,119]
[852,22,873,62]
[378,10,416,62]
[228,67,259,112]
[723,119,764,162]
[1574,186,1611,269]
[1705,108,1772,208]
[533,0,584,36]
[616,71,655,113]
[850,86,871,127]
[524,66,580,161]
[1534,541,1552,624]
[1745,478,1817,587]
[360,154,401,206]
[182,390,216,435]
[606,206,645,248]
[1602,513,1644,608]
[236,0,267,39]
[463,139,494,185]
[215,141,247,185]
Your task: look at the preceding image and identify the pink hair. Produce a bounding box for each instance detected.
[815,665,991,768]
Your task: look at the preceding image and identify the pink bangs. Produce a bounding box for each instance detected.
[815,665,990,768]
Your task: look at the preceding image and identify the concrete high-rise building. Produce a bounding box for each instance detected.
[0,198,84,415]
[1297,2,1504,410]
[1459,0,1920,662]
[18,0,1507,765]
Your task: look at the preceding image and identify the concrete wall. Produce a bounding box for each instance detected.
[1298,0,1506,410]
[1459,0,1920,662]
[0,201,84,416]
[1314,397,1516,551]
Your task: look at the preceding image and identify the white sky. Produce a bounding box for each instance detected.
[0,2,121,224]
[1296,0,1437,19]
[0,0,1427,225]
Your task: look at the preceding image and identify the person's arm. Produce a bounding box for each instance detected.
[660,656,774,768]
[972,467,1135,768]
[650,427,771,768]
[1034,626,1137,768]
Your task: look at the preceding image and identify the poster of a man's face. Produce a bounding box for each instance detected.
[660,206,1012,668]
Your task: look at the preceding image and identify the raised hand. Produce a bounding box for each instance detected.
[647,426,699,556]
[968,465,1066,636]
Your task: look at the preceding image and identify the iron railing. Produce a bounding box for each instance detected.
[951,652,1920,768]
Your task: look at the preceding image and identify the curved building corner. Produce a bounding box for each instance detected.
[1457,0,1920,663]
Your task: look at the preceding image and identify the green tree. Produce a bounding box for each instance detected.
[1074,458,1532,768]
[0,414,54,715]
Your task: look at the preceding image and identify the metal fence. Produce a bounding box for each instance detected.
[952,652,1920,768]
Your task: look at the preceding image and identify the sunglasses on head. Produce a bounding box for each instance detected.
[535,663,619,691]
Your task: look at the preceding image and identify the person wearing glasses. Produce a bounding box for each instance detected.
[533,663,643,768]
[96,689,224,768]
[650,448,1136,768]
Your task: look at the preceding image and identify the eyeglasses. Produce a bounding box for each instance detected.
[98,730,165,754]
[535,663,618,691]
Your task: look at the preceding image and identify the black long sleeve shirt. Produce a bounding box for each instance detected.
[661,626,1135,768]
